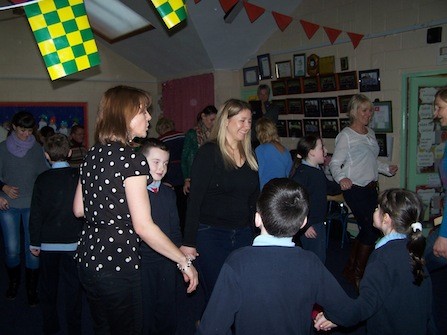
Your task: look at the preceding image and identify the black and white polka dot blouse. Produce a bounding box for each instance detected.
[77,142,150,273]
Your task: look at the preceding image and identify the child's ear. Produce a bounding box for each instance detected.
[300,217,308,229]
[383,213,392,226]
[254,212,263,228]
[44,152,50,162]
[68,149,72,158]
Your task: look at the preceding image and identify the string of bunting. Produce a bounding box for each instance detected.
[194,0,364,49]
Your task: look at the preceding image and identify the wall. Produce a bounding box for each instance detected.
[241,0,447,189]
[0,13,159,144]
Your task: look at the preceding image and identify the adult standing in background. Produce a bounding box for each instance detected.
[181,105,217,195]
[255,117,292,189]
[330,94,398,289]
[181,99,259,301]
[73,86,198,334]
[68,124,88,168]
[0,111,49,305]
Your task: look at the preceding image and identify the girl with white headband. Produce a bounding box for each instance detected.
[315,188,436,334]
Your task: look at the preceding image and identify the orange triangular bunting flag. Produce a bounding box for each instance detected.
[219,0,239,13]
[272,11,292,32]
[324,26,342,44]
[300,19,320,39]
[243,1,265,23]
[347,32,364,49]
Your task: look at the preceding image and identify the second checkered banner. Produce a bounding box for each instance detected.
[24,0,100,81]
[151,0,187,29]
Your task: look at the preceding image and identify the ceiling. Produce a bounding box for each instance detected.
[97,0,302,82]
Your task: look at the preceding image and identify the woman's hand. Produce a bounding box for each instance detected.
[181,263,199,293]
[180,245,199,261]
[339,178,353,191]
[0,197,9,210]
[388,165,398,175]
[314,312,337,331]
[433,236,447,259]
[3,185,19,199]
[183,179,191,195]
[304,226,317,239]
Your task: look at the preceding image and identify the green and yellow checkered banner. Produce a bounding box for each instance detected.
[24,0,100,81]
[151,0,187,29]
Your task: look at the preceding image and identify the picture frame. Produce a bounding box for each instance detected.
[359,69,381,92]
[275,60,292,79]
[286,78,301,95]
[321,119,340,138]
[337,71,358,90]
[338,95,354,114]
[339,118,350,131]
[287,98,303,114]
[319,74,337,92]
[320,97,339,117]
[272,99,287,115]
[243,66,259,86]
[257,53,272,80]
[319,56,335,75]
[276,119,288,137]
[287,120,303,138]
[303,119,320,137]
[293,53,306,77]
[340,57,349,71]
[0,102,89,146]
[302,76,319,93]
[271,80,287,96]
[370,100,393,133]
[303,98,320,117]
[375,133,388,157]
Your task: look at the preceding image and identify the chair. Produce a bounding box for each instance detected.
[325,194,352,248]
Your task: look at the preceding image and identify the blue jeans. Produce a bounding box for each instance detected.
[196,224,254,301]
[0,207,39,269]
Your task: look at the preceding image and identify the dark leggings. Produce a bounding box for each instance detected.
[343,184,379,245]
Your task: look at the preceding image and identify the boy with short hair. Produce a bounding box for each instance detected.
[197,178,357,335]
[29,133,83,335]
[139,138,182,335]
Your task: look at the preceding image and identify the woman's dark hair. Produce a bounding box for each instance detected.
[289,135,319,177]
[196,105,217,122]
[257,178,309,237]
[378,188,426,286]
[12,111,36,129]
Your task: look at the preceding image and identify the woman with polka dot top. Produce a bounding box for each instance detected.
[73,86,198,334]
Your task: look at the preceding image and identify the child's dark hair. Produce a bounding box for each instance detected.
[289,135,319,177]
[377,188,426,286]
[11,111,36,129]
[139,137,169,157]
[44,134,71,162]
[257,178,309,237]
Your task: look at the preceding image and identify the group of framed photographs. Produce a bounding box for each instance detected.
[273,95,355,117]
[276,118,350,139]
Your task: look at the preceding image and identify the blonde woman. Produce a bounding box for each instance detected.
[181,99,259,301]
[255,117,292,189]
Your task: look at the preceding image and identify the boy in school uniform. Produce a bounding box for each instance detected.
[197,178,358,335]
[29,134,83,335]
[139,138,183,335]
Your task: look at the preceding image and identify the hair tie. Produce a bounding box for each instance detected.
[411,222,422,232]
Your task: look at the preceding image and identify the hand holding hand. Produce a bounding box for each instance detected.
[314,312,337,331]
[180,245,199,261]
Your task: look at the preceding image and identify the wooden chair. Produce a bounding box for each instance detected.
[325,194,354,248]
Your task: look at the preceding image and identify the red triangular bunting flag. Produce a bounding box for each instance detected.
[272,11,292,32]
[194,0,201,3]
[243,1,265,23]
[300,20,320,39]
[347,32,364,49]
[219,0,239,13]
[324,26,342,44]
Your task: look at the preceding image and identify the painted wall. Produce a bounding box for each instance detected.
[241,0,447,189]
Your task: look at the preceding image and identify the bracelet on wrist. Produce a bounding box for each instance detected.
[177,256,192,273]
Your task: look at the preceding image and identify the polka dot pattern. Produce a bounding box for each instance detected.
[76,143,151,273]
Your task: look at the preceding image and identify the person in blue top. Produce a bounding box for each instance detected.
[255,117,292,189]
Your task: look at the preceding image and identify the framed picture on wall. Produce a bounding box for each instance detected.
[339,118,350,130]
[302,76,319,93]
[337,71,358,90]
[303,119,320,137]
[287,98,303,114]
[370,100,393,132]
[375,133,388,156]
[276,119,288,137]
[321,119,339,138]
[320,97,339,117]
[303,98,320,117]
[319,74,337,92]
[273,99,287,115]
[287,120,303,138]
[275,61,292,79]
[286,78,302,94]
[293,53,306,77]
[359,69,381,92]
[271,80,287,96]
[338,94,354,114]
[257,53,272,80]
[243,66,259,86]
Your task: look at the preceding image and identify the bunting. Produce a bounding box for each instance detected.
[300,20,320,39]
[219,0,238,13]
[272,11,292,32]
[243,2,265,23]
[324,27,342,44]
[347,32,364,49]
[24,0,100,81]
[151,0,187,29]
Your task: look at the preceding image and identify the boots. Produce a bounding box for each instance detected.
[5,265,21,300]
[342,239,359,284]
[26,268,39,307]
[353,243,374,291]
